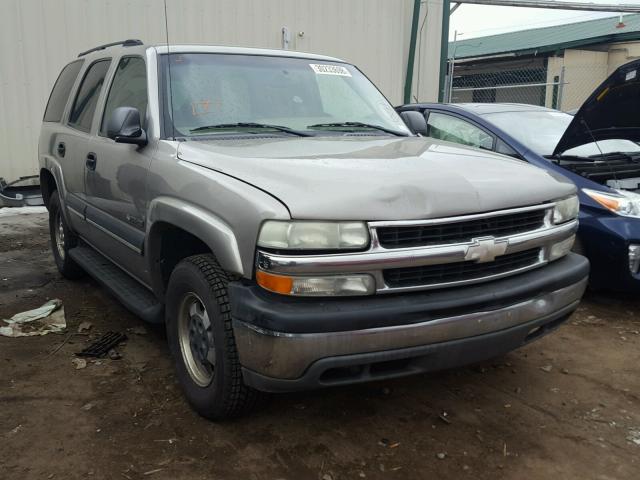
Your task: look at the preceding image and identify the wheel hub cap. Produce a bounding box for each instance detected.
[55,213,66,260]
[178,293,215,387]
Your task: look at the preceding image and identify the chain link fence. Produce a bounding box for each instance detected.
[444,61,609,112]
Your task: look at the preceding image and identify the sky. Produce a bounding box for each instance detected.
[449,0,640,39]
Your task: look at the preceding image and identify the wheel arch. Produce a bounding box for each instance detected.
[146,197,244,298]
[39,168,57,208]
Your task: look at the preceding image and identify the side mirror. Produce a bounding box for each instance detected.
[106,107,147,146]
[399,111,428,136]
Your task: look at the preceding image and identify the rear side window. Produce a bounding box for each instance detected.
[43,60,84,122]
[68,60,111,132]
[100,57,148,134]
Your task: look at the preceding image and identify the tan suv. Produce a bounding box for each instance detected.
[39,40,588,419]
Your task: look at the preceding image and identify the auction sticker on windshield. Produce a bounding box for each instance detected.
[309,64,352,76]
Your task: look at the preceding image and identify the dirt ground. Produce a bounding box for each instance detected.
[1,208,639,480]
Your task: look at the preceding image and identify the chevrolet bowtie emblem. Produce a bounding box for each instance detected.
[464,237,508,263]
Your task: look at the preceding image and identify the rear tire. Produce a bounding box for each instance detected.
[165,254,262,420]
[48,190,84,279]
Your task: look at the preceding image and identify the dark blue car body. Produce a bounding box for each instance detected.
[397,102,640,292]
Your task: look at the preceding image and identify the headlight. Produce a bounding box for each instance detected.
[553,195,580,224]
[257,220,369,250]
[256,270,375,296]
[583,188,640,218]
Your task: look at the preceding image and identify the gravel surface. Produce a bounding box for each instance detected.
[1,210,639,479]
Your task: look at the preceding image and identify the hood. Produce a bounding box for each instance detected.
[554,59,640,156]
[177,136,575,220]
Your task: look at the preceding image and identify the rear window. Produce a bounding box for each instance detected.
[69,59,112,132]
[43,60,84,122]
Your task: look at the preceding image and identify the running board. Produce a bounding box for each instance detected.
[69,244,163,323]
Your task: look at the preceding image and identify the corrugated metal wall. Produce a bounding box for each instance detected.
[0,0,442,182]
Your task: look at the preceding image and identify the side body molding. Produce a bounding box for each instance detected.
[146,197,243,290]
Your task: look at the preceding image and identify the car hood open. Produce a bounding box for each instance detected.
[178,136,575,220]
[554,59,640,156]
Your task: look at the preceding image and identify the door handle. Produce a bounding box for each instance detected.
[86,152,97,171]
[57,142,66,157]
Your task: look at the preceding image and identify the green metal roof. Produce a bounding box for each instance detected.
[450,13,640,60]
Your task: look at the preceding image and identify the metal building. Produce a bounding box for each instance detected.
[0,0,445,183]
[446,13,640,110]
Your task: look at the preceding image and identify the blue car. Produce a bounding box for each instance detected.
[398,61,640,292]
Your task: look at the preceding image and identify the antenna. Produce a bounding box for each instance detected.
[163,0,176,140]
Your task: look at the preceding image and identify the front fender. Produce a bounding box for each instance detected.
[146,196,243,280]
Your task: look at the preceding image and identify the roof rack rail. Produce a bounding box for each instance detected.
[78,39,143,57]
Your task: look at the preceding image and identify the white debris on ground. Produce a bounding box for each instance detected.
[627,429,640,446]
[0,299,66,337]
[72,358,87,370]
[0,206,48,217]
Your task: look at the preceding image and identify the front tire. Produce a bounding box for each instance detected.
[48,190,84,279]
[165,254,261,420]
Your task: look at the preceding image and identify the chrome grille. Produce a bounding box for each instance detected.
[377,209,546,249]
[383,248,542,288]
[257,203,578,294]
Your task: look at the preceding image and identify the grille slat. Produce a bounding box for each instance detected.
[377,209,546,249]
[384,248,541,288]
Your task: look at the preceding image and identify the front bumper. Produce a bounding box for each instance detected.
[229,253,589,392]
[578,211,640,291]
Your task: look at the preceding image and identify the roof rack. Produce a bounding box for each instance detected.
[78,39,143,57]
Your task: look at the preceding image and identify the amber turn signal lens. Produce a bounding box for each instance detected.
[590,193,620,211]
[256,270,294,295]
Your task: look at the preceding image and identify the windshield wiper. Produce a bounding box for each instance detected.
[190,122,312,137]
[307,122,409,137]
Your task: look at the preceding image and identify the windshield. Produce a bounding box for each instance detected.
[484,110,640,157]
[483,110,572,156]
[160,53,410,137]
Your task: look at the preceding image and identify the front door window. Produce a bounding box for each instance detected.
[427,112,494,150]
